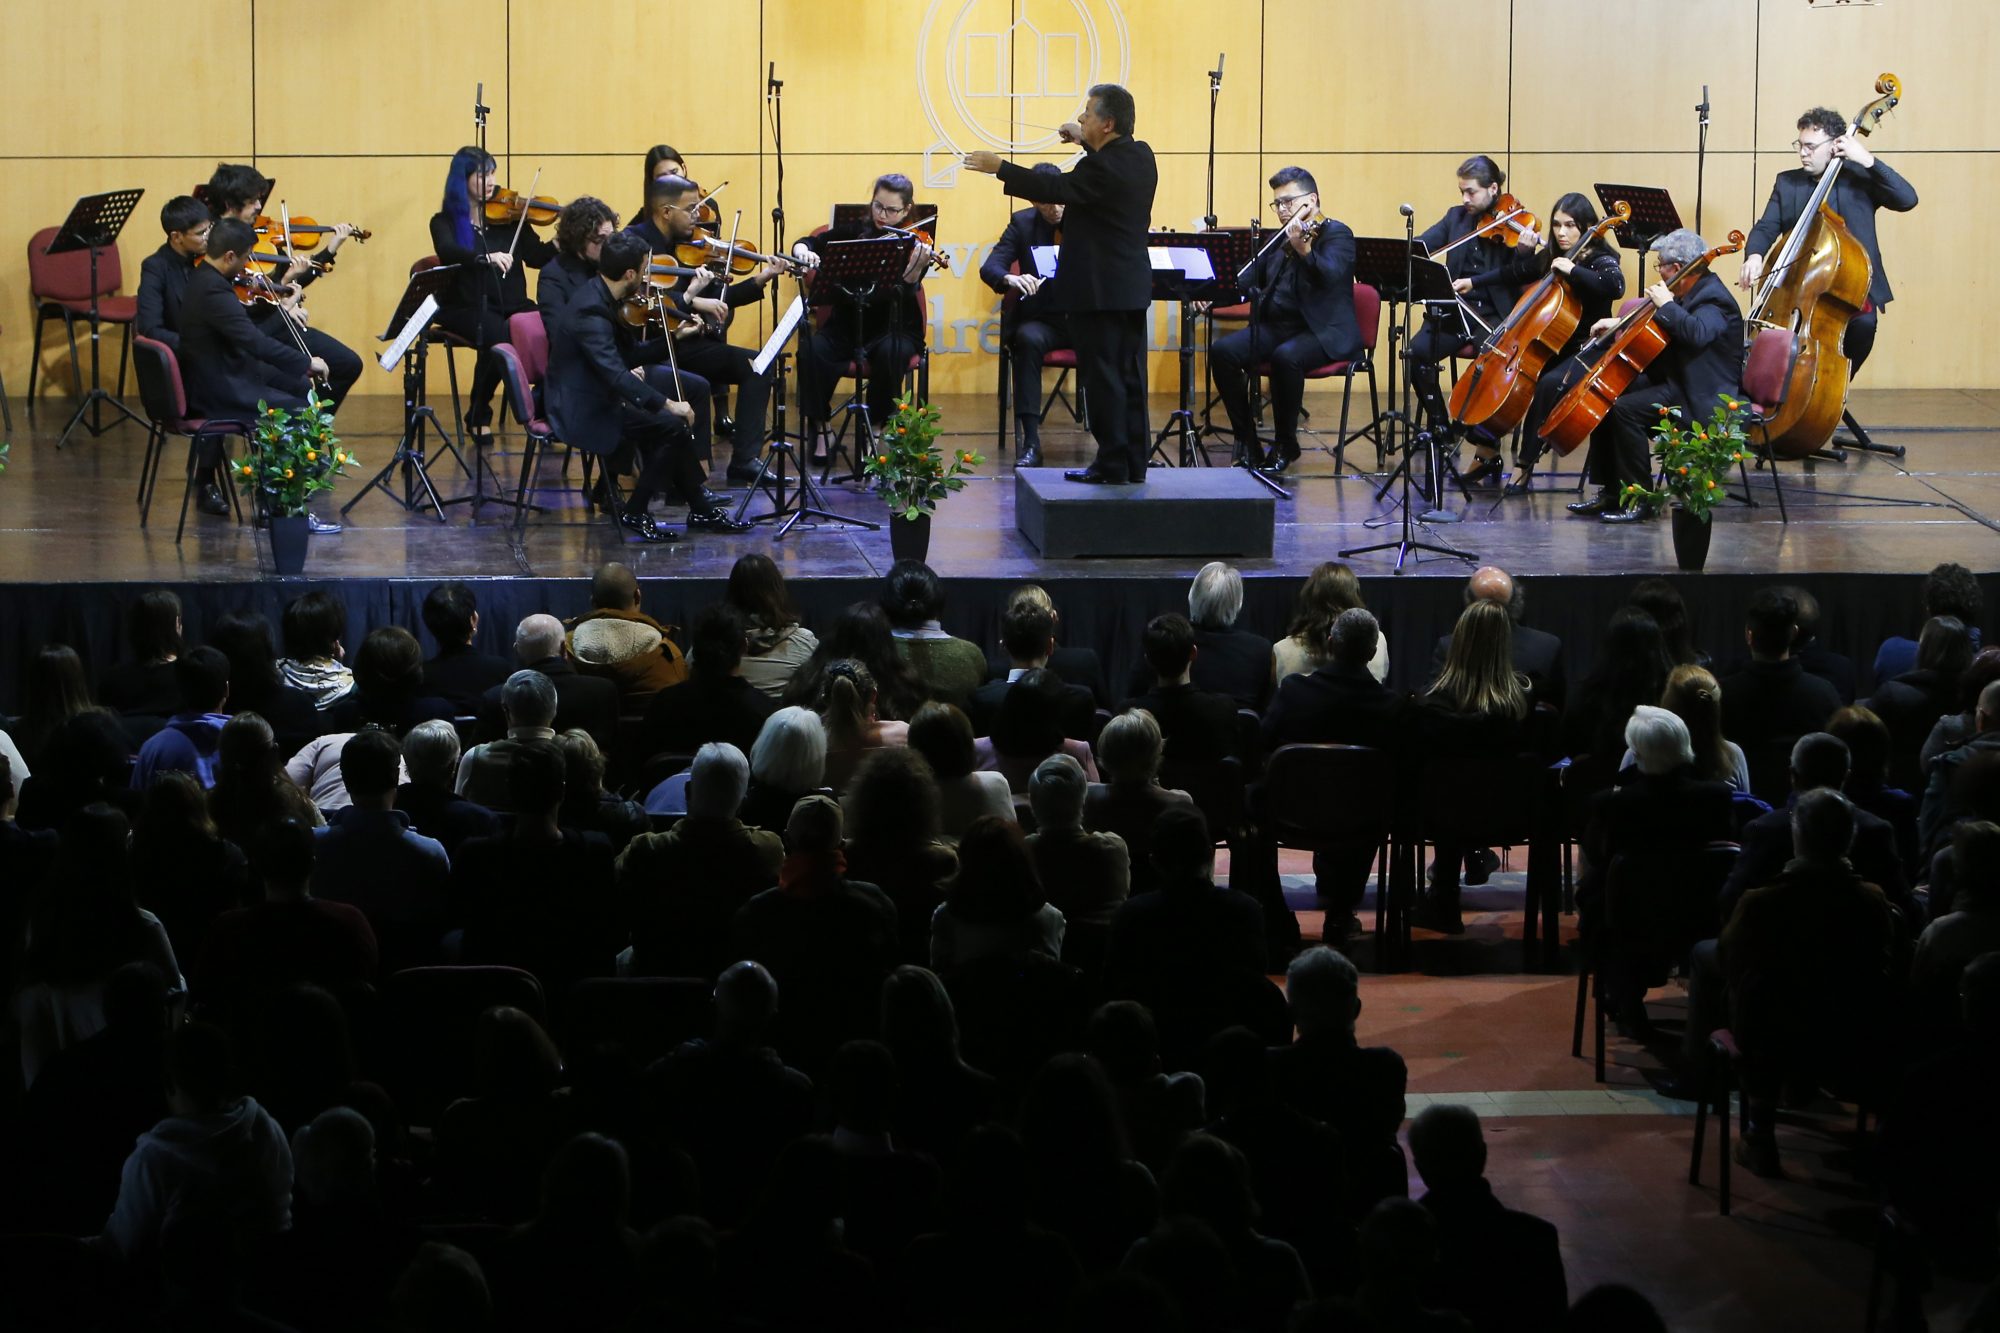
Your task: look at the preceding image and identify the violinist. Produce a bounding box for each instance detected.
[631,144,687,227]
[138,197,232,516]
[1568,229,1743,524]
[1499,194,1624,496]
[978,162,1068,468]
[1741,105,1917,376]
[537,197,622,335]
[204,163,363,412]
[176,219,327,432]
[1411,155,1522,483]
[629,175,781,483]
[788,173,934,451]
[428,146,558,444]
[1208,166,1359,475]
[544,233,751,541]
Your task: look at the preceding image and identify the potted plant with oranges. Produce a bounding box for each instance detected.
[862,395,981,564]
[1618,394,1748,572]
[243,391,357,575]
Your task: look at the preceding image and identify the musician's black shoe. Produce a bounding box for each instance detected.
[698,488,728,508]
[195,484,230,517]
[1567,490,1613,516]
[1502,466,1535,497]
[688,507,753,535]
[716,414,736,438]
[1017,443,1043,468]
[1064,465,1129,484]
[306,514,342,535]
[618,510,677,543]
[1599,502,1655,524]
[725,463,764,485]
[1262,452,1294,476]
[1462,454,1503,486]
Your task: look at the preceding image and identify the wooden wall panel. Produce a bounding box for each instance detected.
[1755,1,1989,152]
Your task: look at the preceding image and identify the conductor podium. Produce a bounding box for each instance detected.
[1014,467,1274,559]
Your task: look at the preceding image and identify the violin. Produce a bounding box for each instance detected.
[673,235,803,278]
[252,216,370,245]
[911,227,952,272]
[686,180,727,229]
[484,188,561,227]
[1433,193,1543,259]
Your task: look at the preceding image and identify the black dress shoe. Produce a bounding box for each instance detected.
[725,463,764,485]
[1064,466,1128,484]
[1502,466,1535,497]
[688,507,753,534]
[698,488,727,508]
[196,484,230,517]
[1262,453,1293,475]
[618,510,678,543]
[1599,503,1654,524]
[1017,444,1043,468]
[1567,491,1612,516]
[716,414,736,438]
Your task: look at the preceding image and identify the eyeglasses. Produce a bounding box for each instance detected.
[1792,138,1833,153]
[870,201,907,217]
[1270,194,1313,212]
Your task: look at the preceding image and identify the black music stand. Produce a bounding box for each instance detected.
[1348,236,1444,466]
[807,232,919,485]
[49,189,147,448]
[345,266,467,522]
[1145,232,1243,478]
[1191,226,1259,446]
[1594,184,1680,293]
[733,297,878,536]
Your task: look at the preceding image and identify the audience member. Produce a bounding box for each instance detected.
[978,666,1101,792]
[1876,561,1983,684]
[719,1135,880,1329]
[826,1039,943,1266]
[1921,679,2000,861]
[931,815,1064,970]
[476,613,620,753]
[1866,614,1975,790]
[1154,1133,1314,1332]
[1781,585,1857,703]
[1920,646,2000,774]
[566,561,688,705]
[1561,607,1671,761]
[1429,566,1566,710]
[1088,1000,1206,1172]
[908,702,1014,839]
[286,713,416,812]
[0,755,58,980]
[389,1242,492,1333]
[1621,664,1749,791]
[322,626,456,737]
[1132,561,1274,710]
[311,728,449,944]
[1017,1052,1162,1274]
[486,1133,644,1333]
[1912,821,2000,1005]
[393,718,502,857]
[879,965,1003,1160]
[278,589,356,710]
[458,668,559,810]
[968,597,1095,738]
[432,1006,572,1221]
[554,728,647,852]
[130,768,250,965]
[819,658,911,794]
[209,711,322,847]
[1027,752,1131,930]
[1276,561,1386,687]
[0,722,28,787]
[208,610,319,748]
[1722,732,1910,920]
[15,643,98,771]
[880,559,988,707]
[1085,709,1195,893]
[1719,587,1844,757]
[1409,1104,1567,1333]
[725,553,820,699]
[740,705,828,834]
[842,746,958,964]
[98,588,186,718]
[1627,577,1706,669]
[784,601,927,721]
[130,645,233,789]
[618,742,782,977]
[419,581,513,711]
[640,602,779,760]
[203,818,378,1001]
[989,582,1111,704]
[1125,612,1244,762]
[14,708,138,832]
[1827,704,1919,871]
[265,1106,415,1333]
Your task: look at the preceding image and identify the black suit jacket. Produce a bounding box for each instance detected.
[985,645,1108,707]
[1421,1180,1569,1333]
[545,279,677,456]
[1430,622,1566,711]
[1124,682,1242,763]
[997,136,1157,314]
[980,206,1062,329]
[1418,204,1518,324]
[1129,627,1274,713]
[176,264,312,419]
[423,645,516,713]
[427,212,554,316]
[534,251,594,336]
[477,656,621,753]
[1719,799,1909,921]
[1650,270,1745,417]
[1262,661,1405,752]
[1718,658,1842,750]
[1242,218,1361,364]
[137,243,197,350]
[968,672,1095,741]
[1745,158,1918,308]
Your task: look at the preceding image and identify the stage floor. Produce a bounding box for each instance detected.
[0,387,1995,585]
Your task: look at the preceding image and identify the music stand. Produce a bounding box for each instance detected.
[1594,184,1680,293]
[807,232,919,485]
[48,189,146,448]
[1189,227,1260,448]
[1348,236,1441,465]
[1142,232,1243,480]
[344,265,467,522]
[732,295,878,536]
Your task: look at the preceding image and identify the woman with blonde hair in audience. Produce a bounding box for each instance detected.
[1274,561,1387,686]
[1083,709,1194,896]
[1621,665,1749,791]
[725,554,820,700]
[817,660,910,795]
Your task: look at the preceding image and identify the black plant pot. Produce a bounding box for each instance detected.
[889,512,933,564]
[266,514,310,576]
[1670,506,1712,572]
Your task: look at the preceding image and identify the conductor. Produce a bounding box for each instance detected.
[965,83,1158,484]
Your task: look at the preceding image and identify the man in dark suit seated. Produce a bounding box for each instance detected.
[967,600,1094,740]
[1786,586,1857,705]
[1409,1104,1568,1333]
[1124,613,1240,764]
[984,584,1110,707]
[136,196,230,516]
[979,164,1068,468]
[394,719,501,859]
[1722,732,1913,921]
[1719,587,1843,756]
[1129,562,1275,712]
[1428,566,1565,710]
[477,614,621,755]
[640,605,776,759]
[420,582,514,714]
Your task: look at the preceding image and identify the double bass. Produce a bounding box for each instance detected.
[1744,73,1903,460]
[1537,231,1746,456]
[1449,201,1631,435]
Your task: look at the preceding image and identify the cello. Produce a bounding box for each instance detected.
[1449,201,1631,435]
[1743,73,1902,460]
[1537,231,1745,456]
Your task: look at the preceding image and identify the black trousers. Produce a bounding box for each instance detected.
[1211,318,1330,458]
[1586,370,1683,497]
[1846,308,1878,375]
[430,304,513,427]
[800,324,921,433]
[1407,319,1472,437]
[1071,309,1149,480]
[636,366,711,508]
[677,336,772,467]
[616,406,705,514]
[1008,317,1073,438]
[1515,351,1588,470]
[301,326,362,408]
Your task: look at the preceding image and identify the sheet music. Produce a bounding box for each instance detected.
[379,294,439,371]
[1148,247,1216,281]
[1031,245,1060,279]
[753,296,807,376]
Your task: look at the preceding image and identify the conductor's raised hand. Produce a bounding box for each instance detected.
[962,151,1002,175]
[1057,121,1083,144]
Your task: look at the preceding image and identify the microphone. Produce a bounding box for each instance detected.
[767,62,783,97]
[1697,84,1710,122]
[1398,203,1415,217]
[1211,52,1225,84]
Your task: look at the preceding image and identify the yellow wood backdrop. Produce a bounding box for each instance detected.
[0,0,1971,405]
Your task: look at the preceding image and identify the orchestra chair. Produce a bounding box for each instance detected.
[1409,747,1557,969]
[26,224,137,405]
[803,224,929,485]
[1732,326,1797,523]
[411,254,483,446]
[1254,743,1398,968]
[381,965,546,1128]
[1199,298,1253,431]
[491,312,613,537]
[1251,281,1386,473]
[994,259,1085,455]
[130,335,251,542]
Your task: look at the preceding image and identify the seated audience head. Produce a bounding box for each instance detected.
[1004,583,1068,640]
[174,645,231,715]
[589,561,641,610]
[1330,606,1380,668]
[1408,1103,1487,1189]
[1162,1134,1259,1239]
[844,747,941,850]
[1188,561,1245,630]
[949,816,1043,920]
[165,1020,238,1114]
[1001,599,1058,667]
[1358,1196,1441,1296]
[1018,1051,1130,1168]
[539,1132,631,1232]
[250,818,315,897]
[1143,613,1198,684]
[513,613,568,665]
[690,604,746,680]
[1098,708,1166,785]
[1953,821,2000,913]
[1826,706,1891,790]
[291,1105,377,1205]
[686,741,751,820]
[555,728,610,803]
[831,1039,899,1135]
[1087,999,1163,1083]
[339,727,403,805]
[1981,679,2000,735]
[282,589,347,662]
[207,612,287,710]
[1789,731,1851,794]
[785,791,845,855]
[1626,705,1694,776]
[1466,564,1523,620]
[819,659,879,745]
[391,1242,491,1333]
[714,959,781,1046]
[1594,606,1671,693]
[750,707,826,794]
[726,552,799,629]
[24,643,93,732]
[881,559,948,630]
[1029,752,1090,831]
[402,719,461,793]
[36,710,128,796]
[1629,576,1694,662]
[1921,561,1984,631]
[421,581,480,649]
[1661,665,1727,768]
[802,602,921,716]
[992,667,1072,758]
[1287,561,1367,653]
[1918,615,1977,683]
[501,668,559,731]
[908,702,978,781]
[1149,804,1214,882]
[1432,600,1530,719]
[1287,945,1362,1037]
[507,738,566,820]
[128,588,185,663]
[353,627,427,703]
[1959,647,2000,715]
[473,1005,563,1099]
[1783,583,1823,645]
[1567,1285,1671,1333]
[1745,587,1800,661]
[1791,786,1856,865]
[880,964,963,1066]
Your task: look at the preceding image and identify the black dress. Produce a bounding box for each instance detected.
[427,210,557,427]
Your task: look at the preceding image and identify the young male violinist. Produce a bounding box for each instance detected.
[138,197,229,515]
[978,162,1067,467]
[1410,154,1521,482]
[1740,105,1917,377]
[175,218,327,427]
[1567,228,1742,525]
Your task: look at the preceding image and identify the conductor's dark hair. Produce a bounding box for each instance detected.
[1269,166,1317,195]
[873,173,915,208]
[161,196,210,237]
[598,233,650,284]
[1089,83,1136,136]
[1457,155,1505,187]
[205,163,270,218]
[207,217,255,260]
[555,196,618,261]
[1798,106,1848,140]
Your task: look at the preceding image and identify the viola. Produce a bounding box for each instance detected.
[912,227,952,272]
[1450,201,1630,434]
[252,215,370,244]
[484,188,561,227]
[1537,230,1746,457]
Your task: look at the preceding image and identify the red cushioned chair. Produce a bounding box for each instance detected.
[1733,325,1796,523]
[994,259,1086,454]
[131,335,253,542]
[26,224,137,405]
[493,309,616,537]
[803,224,929,484]
[1248,282,1386,474]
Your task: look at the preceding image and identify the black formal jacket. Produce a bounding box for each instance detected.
[424,645,515,713]
[984,645,1109,707]
[1128,626,1275,713]
[1418,205,1519,324]
[1719,797,1910,922]
[967,671,1095,741]
[1648,270,1745,416]
[1505,244,1625,359]
[1717,658,1842,751]
[1429,622,1567,711]
[1241,218,1362,364]
[1123,681,1242,764]
[544,278,677,456]
[979,205,1062,329]
[176,263,311,419]
[1745,157,1918,308]
[476,656,621,754]
[997,135,1157,314]
[427,211,555,316]
[1261,660,1405,753]
[137,243,198,349]
[534,251,594,336]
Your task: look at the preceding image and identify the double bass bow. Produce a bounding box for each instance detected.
[1449,201,1631,435]
[1743,73,1903,460]
[1537,230,1746,457]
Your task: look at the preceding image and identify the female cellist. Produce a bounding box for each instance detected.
[428,146,558,442]
[1498,193,1624,495]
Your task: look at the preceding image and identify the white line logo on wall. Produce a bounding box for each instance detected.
[918,0,1131,189]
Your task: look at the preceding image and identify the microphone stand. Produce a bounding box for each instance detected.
[1202,54,1224,230]
[1694,85,1710,233]
[761,63,796,466]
